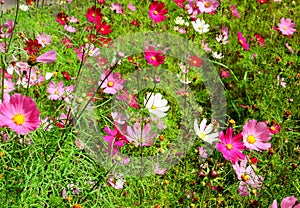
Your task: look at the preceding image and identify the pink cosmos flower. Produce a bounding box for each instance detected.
[36,32,51,47]
[197,0,220,14]
[278,18,296,36]
[148,1,168,23]
[144,46,166,67]
[221,69,230,78]
[104,126,128,147]
[230,5,240,18]
[154,162,168,175]
[62,38,73,48]
[127,3,136,11]
[64,25,76,33]
[241,119,271,151]
[185,0,202,17]
[110,2,125,14]
[201,39,212,52]
[264,121,280,135]
[69,16,79,23]
[126,122,156,147]
[36,50,56,63]
[0,94,40,135]
[285,43,294,54]
[3,79,15,93]
[216,128,246,162]
[198,146,208,158]
[99,71,124,95]
[0,42,5,52]
[0,20,14,38]
[238,32,249,50]
[47,81,65,100]
[107,173,125,190]
[270,196,300,208]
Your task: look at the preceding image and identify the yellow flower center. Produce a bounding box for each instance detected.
[198,26,202,31]
[151,56,156,61]
[92,13,95,17]
[12,113,25,125]
[283,26,287,30]
[101,28,105,32]
[239,40,244,45]
[42,39,46,43]
[108,81,114,87]
[62,18,65,21]
[151,105,157,110]
[200,133,206,139]
[226,143,233,150]
[270,126,276,131]
[205,2,211,7]
[153,10,158,15]
[247,135,256,144]
[241,173,249,181]
[4,85,7,89]
[55,90,59,94]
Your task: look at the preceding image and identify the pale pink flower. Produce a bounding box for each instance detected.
[127,3,136,11]
[154,162,167,175]
[36,32,51,47]
[285,43,294,54]
[197,0,220,13]
[64,25,76,33]
[110,2,125,14]
[36,50,56,63]
[241,120,271,151]
[0,20,14,38]
[185,0,202,17]
[278,18,296,36]
[126,122,156,147]
[47,81,65,100]
[0,93,40,135]
[2,78,15,93]
[270,196,300,208]
[107,173,125,190]
[0,42,5,52]
[201,39,212,52]
[69,16,79,23]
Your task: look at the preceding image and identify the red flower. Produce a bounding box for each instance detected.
[131,19,140,27]
[61,71,71,80]
[98,37,112,47]
[249,157,260,164]
[27,0,35,5]
[24,39,42,55]
[257,0,268,3]
[86,6,103,23]
[95,21,112,35]
[254,34,265,46]
[56,12,69,25]
[188,55,203,67]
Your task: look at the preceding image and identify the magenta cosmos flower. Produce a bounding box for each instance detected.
[0,94,40,135]
[270,196,300,208]
[148,1,168,23]
[278,18,296,36]
[238,32,249,50]
[99,71,125,95]
[241,119,271,151]
[144,46,166,67]
[216,128,246,163]
[104,125,128,147]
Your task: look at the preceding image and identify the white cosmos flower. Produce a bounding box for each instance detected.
[144,92,170,118]
[192,19,210,34]
[212,51,224,59]
[194,118,219,144]
[175,16,185,25]
[19,4,29,11]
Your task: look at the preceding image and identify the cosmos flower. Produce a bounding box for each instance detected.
[192,19,210,34]
[36,32,51,47]
[197,0,220,14]
[194,118,219,145]
[104,125,128,147]
[126,122,156,147]
[86,6,103,23]
[95,21,112,35]
[0,93,40,135]
[230,5,240,18]
[278,18,296,36]
[270,196,300,208]
[99,71,124,95]
[144,92,170,118]
[237,32,249,50]
[144,46,166,67]
[216,128,245,162]
[148,1,168,23]
[241,119,272,151]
